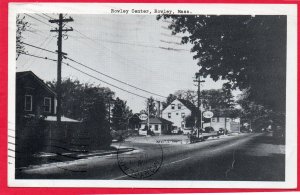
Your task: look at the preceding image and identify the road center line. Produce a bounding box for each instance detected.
[164,157,191,166]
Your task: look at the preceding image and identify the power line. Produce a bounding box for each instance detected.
[20,41,167,98]
[36,13,51,21]
[63,62,149,100]
[64,56,167,98]
[66,22,188,52]
[24,13,54,28]
[19,35,54,69]
[71,34,163,50]
[20,51,150,100]
[42,13,54,19]
[64,24,164,77]
[19,52,57,62]
[21,41,57,54]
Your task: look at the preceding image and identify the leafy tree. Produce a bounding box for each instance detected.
[162,94,177,109]
[201,88,234,110]
[83,90,111,148]
[237,94,284,130]
[145,96,158,117]
[47,79,115,148]
[16,14,30,60]
[185,114,196,128]
[157,15,286,112]
[111,97,132,130]
[174,90,197,105]
[163,88,234,111]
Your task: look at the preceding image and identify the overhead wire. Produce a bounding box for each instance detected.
[19,51,150,100]
[24,13,55,28]
[21,41,57,54]
[19,52,57,62]
[64,56,167,98]
[63,62,150,100]
[21,42,167,98]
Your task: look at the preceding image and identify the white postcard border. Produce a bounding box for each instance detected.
[8,3,297,189]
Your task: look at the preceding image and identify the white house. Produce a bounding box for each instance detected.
[139,117,173,135]
[209,117,241,132]
[161,99,198,129]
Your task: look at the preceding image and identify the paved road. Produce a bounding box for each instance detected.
[17,133,284,181]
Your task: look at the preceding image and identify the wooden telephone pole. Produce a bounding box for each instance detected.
[49,14,73,124]
[194,72,205,131]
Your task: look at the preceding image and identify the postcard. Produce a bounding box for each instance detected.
[7,3,297,189]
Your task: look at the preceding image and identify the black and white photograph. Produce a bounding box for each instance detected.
[8,3,297,188]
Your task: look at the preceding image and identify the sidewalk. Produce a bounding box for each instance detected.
[18,147,134,169]
[126,134,190,144]
[125,134,233,144]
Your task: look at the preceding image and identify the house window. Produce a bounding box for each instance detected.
[176,113,179,115]
[168,113,171,118]
[171,104,175,109]
[155,125,159,131]
[24,95,32,111]
[212,118,216,122]
[181,113,185,118]
[226,118,230,122]
[178,103,182,109]
[44,97,51,113]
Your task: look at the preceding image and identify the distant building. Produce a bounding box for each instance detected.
[161,98,200,129]
[15,71,82,159]
[16,71,57,117]
[128,113,142,130]
[139,117,173,135]
[208,117,240,132]
[16,71,80,123]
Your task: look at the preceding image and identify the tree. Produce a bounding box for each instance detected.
[111,97,132,130]
[237,92,285,131]
[16,14,30,60]
[185,114,196,128]
[83,90,111,148]
[162,94,177,109]
[174,90,197,105]
[157,15,286,112]
[145,97,157,117]
[163,88,234,111]
[201,88,234,110]
[47,79,115,148]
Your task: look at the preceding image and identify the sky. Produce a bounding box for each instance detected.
[17,14,240,113]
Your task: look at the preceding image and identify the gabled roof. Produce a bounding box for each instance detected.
[162,98,198,112]
[16,71,57,96]
[177,99,197,112]
[140,117,173,124]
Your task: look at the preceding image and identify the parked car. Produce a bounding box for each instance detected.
[204,126,214,133]
[218,128,227,135]
[171,128,179,134]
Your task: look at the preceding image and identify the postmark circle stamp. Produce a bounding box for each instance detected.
[117,136,163,179]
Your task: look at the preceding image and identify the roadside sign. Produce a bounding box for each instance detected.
[203,111,214,118]
[139,114,148,121]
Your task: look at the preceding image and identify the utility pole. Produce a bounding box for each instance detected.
[194,72,205,134]
[49,14,73,124]
[147,102,150,133]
